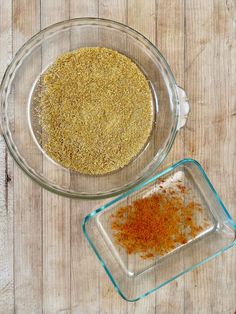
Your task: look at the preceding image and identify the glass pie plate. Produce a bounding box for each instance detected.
[83,159,236,301]
[0,18,189,199]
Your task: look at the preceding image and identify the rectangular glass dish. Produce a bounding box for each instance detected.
[82,159,236,301]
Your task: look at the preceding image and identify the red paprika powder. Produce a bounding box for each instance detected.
[110,185,206,259]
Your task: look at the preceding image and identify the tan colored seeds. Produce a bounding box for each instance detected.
[37,47,153,175]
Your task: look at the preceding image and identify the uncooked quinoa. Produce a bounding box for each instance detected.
[36,47,153,175]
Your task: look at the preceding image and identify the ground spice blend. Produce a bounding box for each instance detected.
[36,47,153,175]
[110,184,207,259]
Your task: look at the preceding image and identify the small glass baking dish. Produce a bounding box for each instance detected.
[83,158,236,302]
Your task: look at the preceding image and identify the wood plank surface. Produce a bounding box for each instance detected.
[0,2,13,313]
[40,1,71,313]
[184,1,236,314]
[12,1,42,313]
[0,0,235,313]
[153,1,185,313]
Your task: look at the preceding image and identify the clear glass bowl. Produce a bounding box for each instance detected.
[0,18,189,199]
[83,158,236,301]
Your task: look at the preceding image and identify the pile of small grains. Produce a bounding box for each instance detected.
[35,47,153,175]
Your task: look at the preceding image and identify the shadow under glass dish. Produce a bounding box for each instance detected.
[0,18,188,199]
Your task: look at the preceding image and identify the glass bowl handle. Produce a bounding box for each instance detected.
[176,86,190,130]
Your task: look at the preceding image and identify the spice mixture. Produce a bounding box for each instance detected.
[36,47,153,175]
[110,184,209,259]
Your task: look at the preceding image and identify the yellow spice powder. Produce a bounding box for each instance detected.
[36,47,153,175]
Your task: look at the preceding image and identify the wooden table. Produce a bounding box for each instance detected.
[0,0,235,313]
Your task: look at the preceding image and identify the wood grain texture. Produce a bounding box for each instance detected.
[154,2,185,313]
[40,1,71,313]
[12,1,42,313]
[0,2,13,313]
[0,0,235,313]
[184,1,236,313]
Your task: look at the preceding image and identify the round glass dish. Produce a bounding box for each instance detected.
[0,18,189,199]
